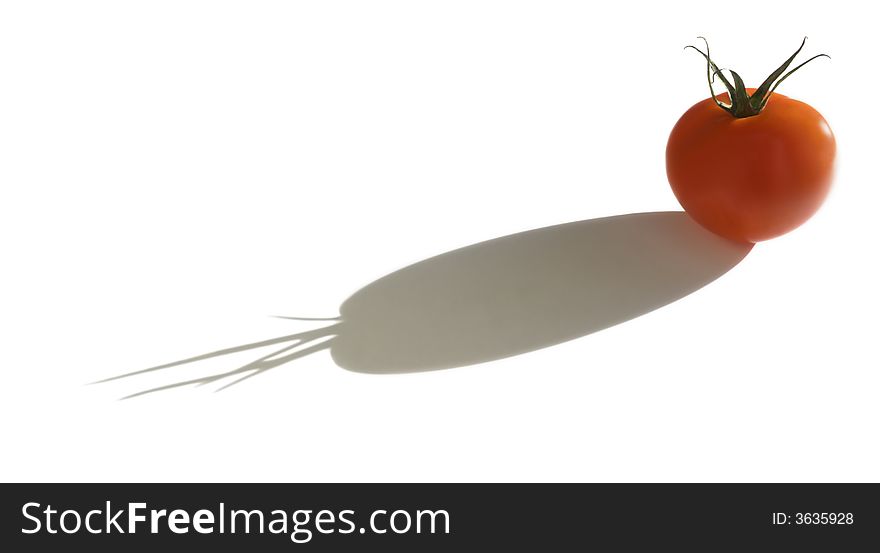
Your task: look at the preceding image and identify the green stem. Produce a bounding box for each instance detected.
[685,37,829,118]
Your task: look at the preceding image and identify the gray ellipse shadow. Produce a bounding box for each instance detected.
[99,211,752,397]
[332,211,751,373]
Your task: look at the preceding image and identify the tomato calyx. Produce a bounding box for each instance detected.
[684,37,830,118]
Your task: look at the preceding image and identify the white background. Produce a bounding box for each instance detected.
[2,1,877,482]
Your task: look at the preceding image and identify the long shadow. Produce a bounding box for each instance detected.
[98,211,752,397]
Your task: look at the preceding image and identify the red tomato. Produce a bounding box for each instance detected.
[666,40,836,243]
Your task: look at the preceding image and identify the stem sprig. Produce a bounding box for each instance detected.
[685,37,829,118]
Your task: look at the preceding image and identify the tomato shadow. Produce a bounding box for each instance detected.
[98,211,752,397]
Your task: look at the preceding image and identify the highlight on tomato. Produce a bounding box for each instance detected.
[666,38,836,243]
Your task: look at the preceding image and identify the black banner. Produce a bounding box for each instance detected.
[2,484,877,550]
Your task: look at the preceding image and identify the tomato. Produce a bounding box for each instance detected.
[666,39,836,243]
